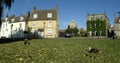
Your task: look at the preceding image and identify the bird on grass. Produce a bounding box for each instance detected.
[84,47,102,59]
[88,47,101,54]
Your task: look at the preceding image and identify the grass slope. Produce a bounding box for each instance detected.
[0,38,120,63]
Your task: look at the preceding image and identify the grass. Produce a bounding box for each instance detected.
[0,38,120,63]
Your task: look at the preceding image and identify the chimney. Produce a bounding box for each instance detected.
[32,6,36,12]
[118,12,120,18]
[56,4,58,11]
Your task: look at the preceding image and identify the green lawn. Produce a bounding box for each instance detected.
[0,38,120,63]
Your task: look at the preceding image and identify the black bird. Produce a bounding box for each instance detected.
[88,47,101,54]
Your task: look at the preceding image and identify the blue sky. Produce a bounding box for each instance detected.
[3,0,120,30]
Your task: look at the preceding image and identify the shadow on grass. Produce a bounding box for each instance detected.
[0,38,39,44]
[0,38,25,44]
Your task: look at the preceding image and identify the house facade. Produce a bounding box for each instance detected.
[86,12,109,37]
[0,16,13,38]
[114,15,120,37]
[0,14,29,38]
[28,6,59,38]
[69,19,77,29]
[0,6,58,38]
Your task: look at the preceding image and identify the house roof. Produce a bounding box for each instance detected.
[87,12,109,21]
[2,8,58,23]
[28,9,58,21]
[7,14,29,23]
[69,19,77,26]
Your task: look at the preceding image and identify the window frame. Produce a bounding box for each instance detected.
[33,13,38,19]
[47,13,52,18]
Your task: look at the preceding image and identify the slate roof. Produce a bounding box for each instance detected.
[7,14,29,23]
[28,9,58,21]
[2,8,58,23]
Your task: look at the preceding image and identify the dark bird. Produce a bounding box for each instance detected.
[88,47,101,54]
[24,39,30,45]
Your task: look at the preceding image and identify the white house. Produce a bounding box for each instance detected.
[0,16,12,38]
[0,14,28,38]
[10,15,28,38]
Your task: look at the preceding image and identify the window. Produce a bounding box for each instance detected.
[95,24,96,28]
[91,17,93,21]
[100,23,102,27]
[20,17,24,21]
[47,13,52,18]
[100,16,102,20]
[94,17,97,20]
[47,29,53,35]
[3,24,5,28]
[118,24,120,30]
[11,18,15,22]
[5,18,8,21]
[90,24,92,29]
[48,21,52,27]
[100,31,102,36]
[33,14,38,18]
[32,22,35,27]
[19,23,22,28]
[6,23,7,28]
[119,19,120,22]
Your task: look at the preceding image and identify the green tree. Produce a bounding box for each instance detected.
[65,25,79,37]
[0,0,14,25]
[72,27,79,37]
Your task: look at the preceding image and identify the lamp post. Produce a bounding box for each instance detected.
[43,22,46,38]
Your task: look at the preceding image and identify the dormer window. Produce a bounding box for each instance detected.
[33,14,38,18]
[11,18,15,22]
[47,13,52,18]
[20,17,24,21]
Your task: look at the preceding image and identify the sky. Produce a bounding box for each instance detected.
[3,0,120,30]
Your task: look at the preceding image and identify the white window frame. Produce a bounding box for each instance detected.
[11,18,15,22]
[47,13,52,18]
[5,18,8,21]
[20,17,24,21]
[33,13,38,18]
[48,21,52,27]
[47,29,53,35]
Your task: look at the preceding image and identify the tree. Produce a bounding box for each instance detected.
[0,0,14,25]
[65,25,79,37]
[72,27,79,37]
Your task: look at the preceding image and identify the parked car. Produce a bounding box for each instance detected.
[65,33,71,38]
